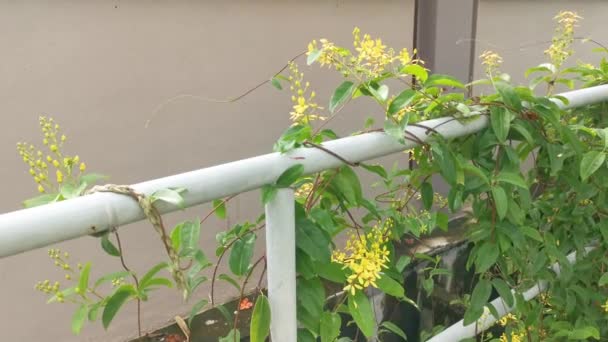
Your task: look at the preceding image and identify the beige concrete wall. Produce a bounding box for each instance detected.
[0,1,414,341]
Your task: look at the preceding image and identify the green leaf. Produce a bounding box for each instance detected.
[525,63,556,77]
[580,151,605,181]
[151,188,186,209]
[23,193,58,208]
[320,311,342,342]
[491,186,508,220]
[261,184,278,204]
[520,226,543,242]
[491,279,514,307]
[396,256,411,273]
[212,199,226,219]
[511,122,534,145]
[421,182,433,210]
[376,274,405,298]
[80,173,108,186]
[425,74,465,89]
[296,215,331,263]
[219,273,241,292]
[331,166,363,205]
[178,221,201,256]
[188,299,208,327]
[276,164,305,187]
[250,295,271,342]
[462,163,490,184]
[400,64,428,82]
[100,233,120,257]
[496,171,527,189]
[599,272,608,286]
[360,163,387,179]
[330,81,355,113]
[229,233,257,276]
[384,119,406,144]
[71,304,88,335]
[219,329,241,342]
[139,262,169,289]
[495,82,522,111]
[142,277,173,289]
[102,286,134,329]
[78,263,91,296]
[348,291,376,338]
[377,84,389,102]
[490,106,510,143]
[464,279,491,325]
[87,302,102,322]
[380,321,408,341]
[388,89,416,116]
[307,49,322,65]
[270,77,282,90]
[475,242,499,273]
[315,261,346,283]
[568,327,599,340]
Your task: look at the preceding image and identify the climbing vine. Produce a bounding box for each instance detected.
[17,10,608,342]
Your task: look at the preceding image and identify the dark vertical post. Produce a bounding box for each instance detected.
[413,0,479,193]
[414,0,479,85]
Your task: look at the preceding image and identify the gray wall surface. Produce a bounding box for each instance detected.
[0,1,414,341]
[1,1,607,341]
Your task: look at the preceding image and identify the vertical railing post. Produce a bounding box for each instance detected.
[265,188,297,341]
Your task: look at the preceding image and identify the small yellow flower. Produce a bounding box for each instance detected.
[498,313,517,326]
[52,160,60,168]
[332,219,392,294]
[37,185,45,193]
[56,170,63,183]
[50,144,58,152]
[479,50,503,75]
[79,162,86,172]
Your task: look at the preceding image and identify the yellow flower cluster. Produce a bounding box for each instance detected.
[35,279,60,295]
[294,182,313,200]
[545,11,582,68]
[479,50,503,76]
[499,331,525,342]
[307,27,416,79]
[332,220,392,295]
[16,117,86,193]
[498,313,518,327]
[287,62,325,125]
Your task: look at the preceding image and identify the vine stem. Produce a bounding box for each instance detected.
[200,194,237,225]
[233,256,266,342]
[210,225,264,306]
[113,231,142,338]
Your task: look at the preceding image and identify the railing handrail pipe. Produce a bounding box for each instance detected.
[0,84,607,258]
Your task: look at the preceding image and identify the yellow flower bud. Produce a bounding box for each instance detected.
[38,185,45,193]
[56,170,63,183]
[50,144,58,152]
[52,160,59,168]
[79,162,86,172]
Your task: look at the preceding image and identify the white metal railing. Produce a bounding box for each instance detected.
[1,84,608,341]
